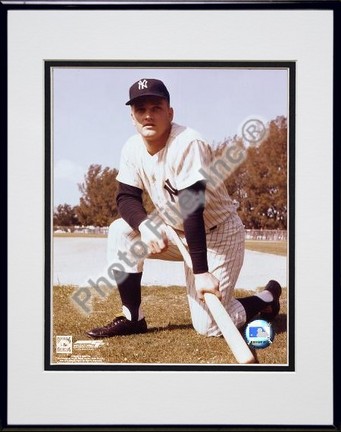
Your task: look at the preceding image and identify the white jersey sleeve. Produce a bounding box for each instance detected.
[173,138,213,190]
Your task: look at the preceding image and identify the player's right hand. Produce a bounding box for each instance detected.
[194,272,222,302]
[138,219,168,254]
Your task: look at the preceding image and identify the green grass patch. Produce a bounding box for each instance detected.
[52,285,287,365]
[54,234,287,257]
[54,232,107,238]
[245,240,287,256]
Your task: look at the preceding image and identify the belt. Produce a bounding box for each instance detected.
[173,225,217,235]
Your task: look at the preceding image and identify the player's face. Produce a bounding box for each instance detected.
[131,97,174,150]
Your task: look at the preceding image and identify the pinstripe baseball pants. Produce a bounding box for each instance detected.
[107,212,246,336]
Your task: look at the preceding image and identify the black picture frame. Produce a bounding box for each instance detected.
[44,59,295,372]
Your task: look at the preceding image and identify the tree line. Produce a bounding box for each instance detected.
[53,116,287,231]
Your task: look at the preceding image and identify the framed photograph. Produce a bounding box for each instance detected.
[3,1,339,430]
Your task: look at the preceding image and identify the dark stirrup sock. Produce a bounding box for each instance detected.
[113,271,143,321]
[238,296,267,322]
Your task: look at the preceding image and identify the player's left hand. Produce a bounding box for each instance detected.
[194,272,222,302]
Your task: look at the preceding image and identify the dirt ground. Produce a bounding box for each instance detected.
[53,237,287,290]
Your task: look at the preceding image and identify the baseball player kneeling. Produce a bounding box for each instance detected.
[87,78,281,339]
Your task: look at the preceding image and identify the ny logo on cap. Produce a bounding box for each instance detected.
[138,79,148,90]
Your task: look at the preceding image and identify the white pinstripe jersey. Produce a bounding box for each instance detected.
[117,123,237,231]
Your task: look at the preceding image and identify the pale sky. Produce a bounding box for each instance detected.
[52,67,289,206]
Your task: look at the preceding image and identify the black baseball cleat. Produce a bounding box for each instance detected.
[86,315,148,338]
[259,280,282,321]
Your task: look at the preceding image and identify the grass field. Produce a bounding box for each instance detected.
[54,233,287,257]
[245,240,287,256]
[54,232,105,238]
[52,285,287,365]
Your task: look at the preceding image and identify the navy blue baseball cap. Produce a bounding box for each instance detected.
[125,78,170,105]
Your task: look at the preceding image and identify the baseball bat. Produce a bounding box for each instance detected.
[165,225,256,364]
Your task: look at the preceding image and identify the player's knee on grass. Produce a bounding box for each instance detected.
[191,301,246,337]
[192,319,222,337]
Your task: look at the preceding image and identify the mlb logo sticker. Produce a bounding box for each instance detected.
[244,319,274,349]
